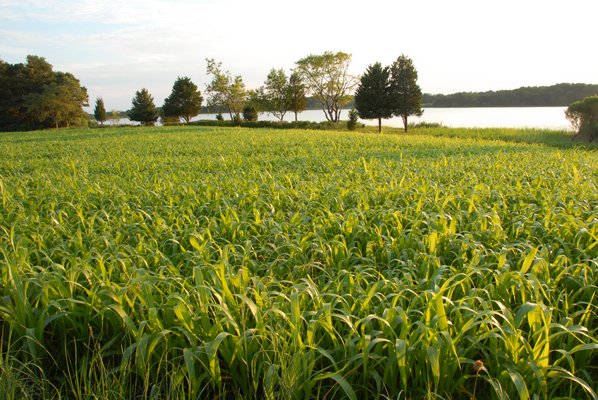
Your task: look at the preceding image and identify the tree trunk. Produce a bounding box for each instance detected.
[378,117,382,133]
[294,112,298,122]
[402,115,408,132]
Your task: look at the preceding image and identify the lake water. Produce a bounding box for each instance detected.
[113,107,572,130]
[194,107,571,130]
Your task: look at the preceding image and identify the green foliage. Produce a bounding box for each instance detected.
[0,56,88,131]
[262,68,291,122]
[205,59,246,121]
[94,97,107,125]
[389,54,423,132]
[128,88,159,126]
[0,126,596,399]
[354,62,393,133]
[288,71,307,122]
[566,96,598,142]
[25,72,89,129]
[189,119,343,130]
[295,51,357,123]
[347,108,359,131]
[242,104,258,122]
[162,77,203,123]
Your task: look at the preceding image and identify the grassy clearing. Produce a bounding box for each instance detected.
[0,126,596,399]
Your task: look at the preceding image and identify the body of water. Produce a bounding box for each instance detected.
[112,107,572,130]
[195,107,571,130]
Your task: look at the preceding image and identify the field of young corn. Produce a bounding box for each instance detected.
[0,126,596,399]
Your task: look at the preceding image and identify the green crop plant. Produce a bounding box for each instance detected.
[0,125,596,399]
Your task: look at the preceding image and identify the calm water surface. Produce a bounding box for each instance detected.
[115,107,571,130]
[196,107,570,130]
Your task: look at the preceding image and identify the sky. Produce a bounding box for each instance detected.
[1,0,596,111]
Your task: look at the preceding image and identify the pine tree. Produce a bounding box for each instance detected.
[354,62,393,133]
[94,97,107,125]
[162,77,203,123]
[389,55,423,132]
[128,88,159,126]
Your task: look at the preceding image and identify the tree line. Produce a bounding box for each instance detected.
[115,51,423,133]
[423,83,598,108]
[117,52,356,127]
[4,54,595,135]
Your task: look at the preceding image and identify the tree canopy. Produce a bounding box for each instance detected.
[295,51,356,123]
[205,59,246,121]
[389,55,423,132]
[128,88,159,126]
[25,72,89,129]
[162,77,203,123]
[0,55,88,131]
[287,71,307,122]
[354,62,393,133]
[262,68,291,122]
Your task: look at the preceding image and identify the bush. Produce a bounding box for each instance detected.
[566,96,598,142]
[188,119,348,131]
[409,121,444,129]
[242,105,258,122]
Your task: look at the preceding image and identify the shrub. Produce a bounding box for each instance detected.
[566,96,598,142]
[242,105,258,122]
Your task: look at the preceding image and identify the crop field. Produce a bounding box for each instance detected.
[0,126,596,399]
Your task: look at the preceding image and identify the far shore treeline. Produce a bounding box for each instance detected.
[423,83,598,108]
[92,83,598,116]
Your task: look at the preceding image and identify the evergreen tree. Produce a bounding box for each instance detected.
[162,77,203,123]
[389,55,423,132]
[128,88,159,126]
[354,62,393,133]
[94,97,107,125]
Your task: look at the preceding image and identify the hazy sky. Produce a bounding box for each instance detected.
[1,0,596,110]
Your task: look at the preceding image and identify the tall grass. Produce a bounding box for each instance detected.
[0,126,596,399]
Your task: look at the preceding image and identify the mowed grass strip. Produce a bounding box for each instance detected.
[0,126,596,399]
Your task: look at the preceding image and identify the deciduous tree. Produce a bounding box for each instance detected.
[262,68,290,122]
[295,51,356,123]
[389,55,423,132]
[288,71,307,122]
[354,62,393,133]
[128,88,159,126]
[162,76,203,123]
[1,55,88,131]
[26,72,89,129]
[205,59,246,121]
